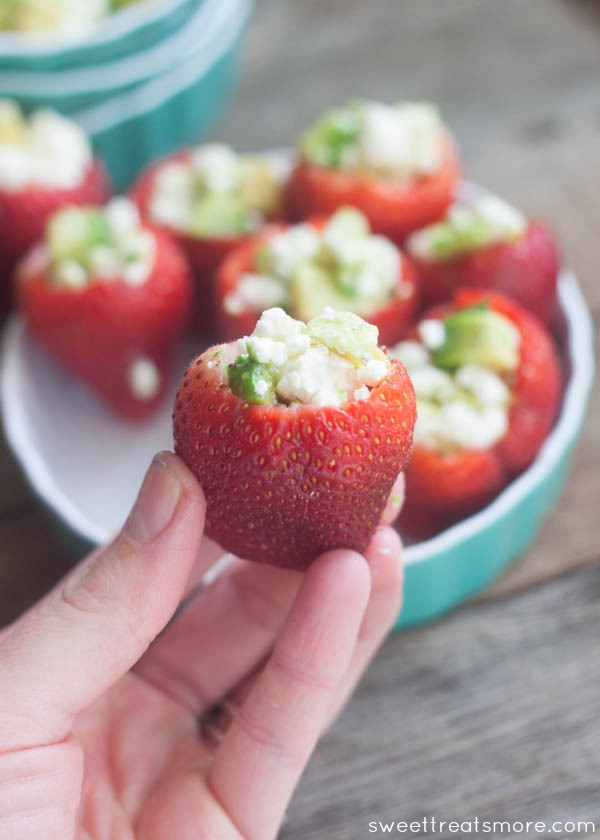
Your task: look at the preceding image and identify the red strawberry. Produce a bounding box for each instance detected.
[409,221,560,328]
[17,212,191,420]
[173,340,416,569]
[0,158,110,325]
[130,150,284,335]
[396,289,562,541]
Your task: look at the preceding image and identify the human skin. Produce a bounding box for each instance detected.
[0,452,404,840]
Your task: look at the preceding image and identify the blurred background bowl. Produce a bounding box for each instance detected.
[0,0,201,72]
[0,0,253,189]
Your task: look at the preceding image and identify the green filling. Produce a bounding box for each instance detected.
[307,309,380,365]
[189,193,253,237]
[300,105,361,168]
[47,208,111,270]
[433,306,520,373]
[227,355,275,405]
[426,216,493,259]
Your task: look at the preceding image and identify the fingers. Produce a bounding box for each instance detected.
[208,550,371,840]
[380,472,405,527]
[324,527,403,728]
[0,452,206,753]
[136,560,303,715]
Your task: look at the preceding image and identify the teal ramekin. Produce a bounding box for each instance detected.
[0,0,201,73]
[393,271,594,630]
[76,0,253,190]
[0,0,230,116]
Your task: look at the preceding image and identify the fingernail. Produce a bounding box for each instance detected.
[125,455,182,544]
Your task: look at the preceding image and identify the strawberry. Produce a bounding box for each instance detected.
[17,199,192,420]
[130,145,285,334]
[215,209,420,347]
[407,200,560,328]
[392,289,562,541]
[173,308,416,569]
[0,158,110,322]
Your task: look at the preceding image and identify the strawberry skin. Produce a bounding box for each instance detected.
[173,349,416,569]
[411,221,560,328]
[17,226,192,420]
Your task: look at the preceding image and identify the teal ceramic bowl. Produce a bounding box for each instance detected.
[0,267,594,629]
[0,0,234,116]
[77,0,253,190]
[0,0,201,73]
[394,271,594,630]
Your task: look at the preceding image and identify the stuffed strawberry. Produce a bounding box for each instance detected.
[216,207,419,346]
[17,198,192,420]
[0,101,110,320]
[407,195,560,327]
[390,289,562,541]
[174,307,416,569]
[130,143,286,333]
[285,100,459,243]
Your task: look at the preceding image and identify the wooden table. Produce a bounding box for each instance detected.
[1,1,599,836]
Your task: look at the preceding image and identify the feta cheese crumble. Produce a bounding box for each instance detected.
[228,307,390,407]
[149,144,284,238]
[408,195,527,261]
[127,357,161,401]
[222,207,402,320]
[0,104,92,192]
[390,309,521,452]
[300,99,446,179]
[49,198,156,290]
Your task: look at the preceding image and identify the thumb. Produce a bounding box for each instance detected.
[0,452,205,753]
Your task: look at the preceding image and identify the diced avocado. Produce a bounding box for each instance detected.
[254,244,273,274]
[427,216,492,259]
[237,158,282,216]
[433,306,520,373]
[47,207,111,268]
[189,193,251,237]
[5,0,60,32]
[227,355,275,405]
[300,106,361,168]
[291,262,360,321]
[307,308,380,364]
[0,98,27,145]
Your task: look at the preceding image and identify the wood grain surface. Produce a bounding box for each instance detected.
[1,0,599,836]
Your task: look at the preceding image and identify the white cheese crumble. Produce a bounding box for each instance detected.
[418,319,446,350]
[390,333,515,452]
[0,106,92,192]
[127,358,161,401]
[408,195,528,261]
[223,208,402,318]
[233,307,390,407]
[148,145,283,236]
[359,101,443,178]
[50,198,156,290]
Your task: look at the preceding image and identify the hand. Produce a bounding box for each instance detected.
[0,452,404,840]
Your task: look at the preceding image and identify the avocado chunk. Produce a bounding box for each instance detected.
[228,355,275,405]
[307,308,381,365]
[433,306,520,373]
[0,99,27,145]
[292,262,365,322]
[189,193,251,237]
[300,106,361,168]
[237,158,281,216]
[48,208,111,268]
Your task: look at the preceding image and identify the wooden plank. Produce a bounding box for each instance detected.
[281,564,600,839]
